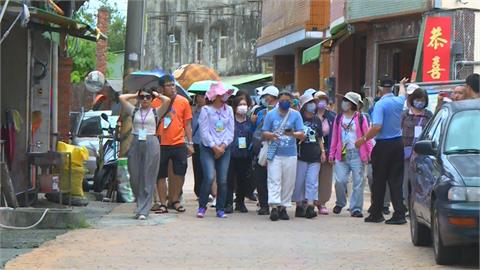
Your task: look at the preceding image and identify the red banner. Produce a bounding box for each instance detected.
[422,16,452,82]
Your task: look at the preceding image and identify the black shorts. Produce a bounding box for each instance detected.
[158,144,188,179]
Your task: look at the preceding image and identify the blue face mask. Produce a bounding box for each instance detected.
[279,100,291,110]
[305,103,316,113]
[413,100,426,109]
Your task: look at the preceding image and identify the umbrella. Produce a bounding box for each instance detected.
[188,80,239,95]
[173,64,221,90]
[124,69,191,101]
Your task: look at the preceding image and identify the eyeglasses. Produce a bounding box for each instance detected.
[138,94,152,100]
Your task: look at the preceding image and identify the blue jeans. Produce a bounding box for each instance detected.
[334,149,365,212]
[293,161,320,204]
[199,145,231,211]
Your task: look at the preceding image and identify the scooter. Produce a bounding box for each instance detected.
[93,113,120,202]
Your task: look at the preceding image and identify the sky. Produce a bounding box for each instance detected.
[83,0,128,16]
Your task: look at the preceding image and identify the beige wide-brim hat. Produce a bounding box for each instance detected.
[314,90,328,100]
[299,93,315,110]
[343,91,362,106]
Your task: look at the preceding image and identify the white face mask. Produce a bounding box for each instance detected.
[341,101,351,112]
[237,105,248,115]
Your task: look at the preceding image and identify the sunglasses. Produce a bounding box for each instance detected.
[138,94,152,100]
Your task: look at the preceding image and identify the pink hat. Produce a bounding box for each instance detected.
[206,82,234,101]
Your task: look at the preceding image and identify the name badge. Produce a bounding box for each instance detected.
[164,116,172,129]
[414,126,422,138]
[238,137,247,149]
[215,120,224,132]
[309,134,317,142]
[138,129,147,141]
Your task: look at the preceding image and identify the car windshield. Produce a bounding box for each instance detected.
[77,116,102,137]
[444,110,480,154]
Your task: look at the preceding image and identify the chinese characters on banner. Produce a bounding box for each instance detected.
[422,16,452,82]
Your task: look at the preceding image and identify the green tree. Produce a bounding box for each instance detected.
[68,1,125,83]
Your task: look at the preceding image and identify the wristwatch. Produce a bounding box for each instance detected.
[187,141,194,145]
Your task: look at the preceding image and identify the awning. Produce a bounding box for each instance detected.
[5,3,106,41]
[221,73,273,85]
[302,23,352,65]
[301,39,329,65]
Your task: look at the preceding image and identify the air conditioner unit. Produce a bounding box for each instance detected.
[169,34,176,44]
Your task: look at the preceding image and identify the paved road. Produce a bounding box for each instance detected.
[5,163,478,270]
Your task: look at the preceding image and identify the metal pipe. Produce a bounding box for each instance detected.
[51,38,58,151]
[454,61,480,79]
[0,0,11,25]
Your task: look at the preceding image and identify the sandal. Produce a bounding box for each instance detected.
[151,203,162,212]
[170,201,186,213]
[154,204,169,214]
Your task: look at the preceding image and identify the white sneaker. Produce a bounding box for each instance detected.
[137,215,147,220]
[211,197,216,208]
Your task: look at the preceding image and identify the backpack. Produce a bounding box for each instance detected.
[334,112,367,136]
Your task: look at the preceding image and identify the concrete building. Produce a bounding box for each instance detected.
[142,0,262,76]
[302,0,480,101]
[256,0,331,93]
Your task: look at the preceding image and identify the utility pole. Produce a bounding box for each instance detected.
[124,0,145,77]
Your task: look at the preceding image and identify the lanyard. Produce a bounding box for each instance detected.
[140,108,150,129]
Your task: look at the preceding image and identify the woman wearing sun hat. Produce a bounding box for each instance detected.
[197,82,235,218]
[292,93,326,219]
[329,91,372,218]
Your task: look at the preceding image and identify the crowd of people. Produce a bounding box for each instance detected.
[118,73,479,222]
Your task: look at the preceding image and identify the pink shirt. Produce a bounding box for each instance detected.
[329,113,373,162]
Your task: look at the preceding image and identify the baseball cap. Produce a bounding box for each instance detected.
[380,78,394,87]
[406,83,420,95]
[259,85,279,98]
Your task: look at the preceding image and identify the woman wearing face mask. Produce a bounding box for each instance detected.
[293,94,327,219]
[197,83,235,218]
[225,96,253,213]
[119,89,170,220]
[191,92,207,199]
[401,88,432,208]
[329,92,372,218]
[313,91,336,215]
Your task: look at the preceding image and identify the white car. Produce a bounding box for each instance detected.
[71,110,119,186]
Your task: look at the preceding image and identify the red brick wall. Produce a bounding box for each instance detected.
[96,7,109,74]
[58,57,73,142]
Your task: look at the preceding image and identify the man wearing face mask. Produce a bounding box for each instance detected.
[355,77,408,225]
[251,85,279,215]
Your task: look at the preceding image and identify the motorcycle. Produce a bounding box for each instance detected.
[93,113,121,202]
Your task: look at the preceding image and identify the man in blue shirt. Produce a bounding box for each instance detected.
[262,91,305,221]
[355,78,407,225]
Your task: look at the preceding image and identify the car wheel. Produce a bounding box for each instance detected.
[409,193,431,246]
[432,207,460,265]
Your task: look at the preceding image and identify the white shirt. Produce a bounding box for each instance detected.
[341,115,357,150]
